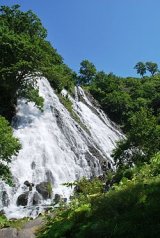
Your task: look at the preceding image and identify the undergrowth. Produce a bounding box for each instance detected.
[37,153,160,238]
[0,215,31,230]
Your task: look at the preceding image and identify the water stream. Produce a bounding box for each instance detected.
[0,77,122,218]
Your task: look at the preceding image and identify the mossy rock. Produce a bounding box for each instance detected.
[36,182,52,200]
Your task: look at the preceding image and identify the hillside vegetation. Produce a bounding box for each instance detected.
[37,47,160,238]
[37,153,160,238]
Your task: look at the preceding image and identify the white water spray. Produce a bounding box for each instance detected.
[0,77,122,218]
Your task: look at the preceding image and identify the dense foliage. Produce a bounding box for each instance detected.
[0,4,75,120]
[83,63,160,167]
[78,60,96,85]
[0,116,21,183]
[37,154,160,238]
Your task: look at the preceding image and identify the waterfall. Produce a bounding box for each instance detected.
[0,77,122,219]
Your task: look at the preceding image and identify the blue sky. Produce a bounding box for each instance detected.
[2,0,160,77]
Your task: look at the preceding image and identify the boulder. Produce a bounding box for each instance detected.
[36,182,52,199]
[17,192,29,206]
[0,228,17,238]
[17,228,35,238]
[24,181,34,191]
[24,181,30,187]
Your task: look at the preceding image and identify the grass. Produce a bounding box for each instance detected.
[8,217,31,230]
[0,214,8,228]
[0,214,31,230]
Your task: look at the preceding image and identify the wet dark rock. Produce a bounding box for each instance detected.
[85,151,92,162]
[17,192,29,206]
[103,182,111,192]
[83,90,100,108]
[36,182,52,199]
[31,162,36,170]
[46,170,55,184]
[32,192,41,205]
[54,109,63,130]
[54,194,61,204]
[74,185,81,193]
[98,175,105,181]
[85,151,99,175]
[108,162,111,169]
[54,109,81,155]
[62,198,67,203]
[102,161,107,171]
[88,145,104,163]
[0,209,5,215]
[55,112,59,118]
[24,181,30,187]
[101,160,113,172]
[53,194,67,204]
[24,181,34,191]
[2,191,9,207]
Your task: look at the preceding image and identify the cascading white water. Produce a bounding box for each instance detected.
[0,77,122,219]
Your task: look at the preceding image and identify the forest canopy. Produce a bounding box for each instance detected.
[0,4,75,120]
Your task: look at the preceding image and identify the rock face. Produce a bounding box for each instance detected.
[0,217,44,238]
[2,191,9,207]
[0,228,17,238]
[17,229,35,238]
[17,192,29,206]
[54,194,61,204]
[0,228,35,238]
[32,192,41,205]
[36,182,52,199]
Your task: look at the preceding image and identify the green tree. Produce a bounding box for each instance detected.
[101,91,132,124]
[0,5,65,120]
[134,62,146,77]
[113,108,160,167]
[0,116,21,183]
[0,5,47,38]
[79,60,96,85]
[146,61,158,76]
